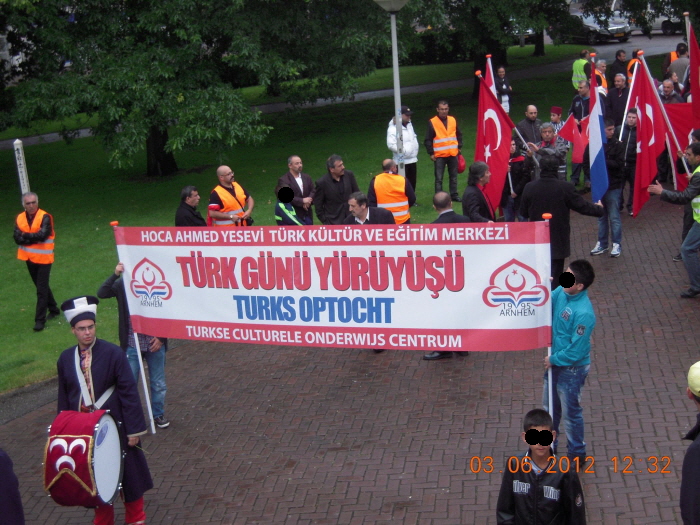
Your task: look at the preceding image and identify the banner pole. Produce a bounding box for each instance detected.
[542,213,554,420]
[111,221,156,435]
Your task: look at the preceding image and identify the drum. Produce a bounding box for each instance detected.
[44,410,124,507]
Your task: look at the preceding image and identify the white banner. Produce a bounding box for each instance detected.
[114,223,552,352]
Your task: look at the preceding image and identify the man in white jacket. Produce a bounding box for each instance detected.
[387,106,420,205]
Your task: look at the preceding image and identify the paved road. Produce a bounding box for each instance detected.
[1,191,698,524]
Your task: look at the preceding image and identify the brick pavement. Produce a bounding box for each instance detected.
[1,191,697,524]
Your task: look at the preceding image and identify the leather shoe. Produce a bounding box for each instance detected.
[451,196,462,202]
[423,351,453,360]
[680,289,700,298]
[372,349,385,354]
[47,311,60,320]
[33,322,45,332]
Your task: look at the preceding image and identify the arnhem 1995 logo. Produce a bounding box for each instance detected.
[482,259,549,316]
[129,258,172,307]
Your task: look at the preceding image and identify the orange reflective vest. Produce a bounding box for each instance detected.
[210,183,248,226]
[16,209,55,264]
[597,73,607,91]
[627,59,639,82]
[374,173,409,224]
[670,51,679,63]
[431,116,458,157]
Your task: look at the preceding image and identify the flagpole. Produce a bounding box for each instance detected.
[685,13,691,52]
[542,212,554,421]
[638,51,688,183]
[619,63,638,140]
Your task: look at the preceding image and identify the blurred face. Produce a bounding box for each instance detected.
[670,72,678,83]
[662,80,674,96]
[617,51,626,62]
[185,191,200,208]
[22,195,38,215]
[687,149,700,169]
[437,103,449,118]
[614,75,626,89]
[563,267,583,295]
[525,106,538,121]
[578,82,590,97]
[626,112,637,128]
[541,127,554,141]
[72,320,96,348]
[329,159,345,178]
[510,141,517,154]
[497,67,505,78]
[401,113,411,124]
[605,125,615,140]
[550,112,561,124]
[522,425,556,461]
[288,156,303,175]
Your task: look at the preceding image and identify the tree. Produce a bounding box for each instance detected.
[2,0,399,177]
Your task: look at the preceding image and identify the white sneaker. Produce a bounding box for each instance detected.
[590,242,608,255]
[610,243,621,258]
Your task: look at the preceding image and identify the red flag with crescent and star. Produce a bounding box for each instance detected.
[628,58,669,216]
[474,75,516,209]
[690,24,700,127]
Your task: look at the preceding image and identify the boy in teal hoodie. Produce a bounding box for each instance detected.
[544,259,596,462]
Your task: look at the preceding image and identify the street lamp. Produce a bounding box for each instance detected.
[374,0,409,176]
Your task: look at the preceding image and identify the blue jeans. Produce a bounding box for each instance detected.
[681,221,700,292]
[597,188,622,248]
[503,196,524,222]
[127,345,167,418]
[543,364,590,457]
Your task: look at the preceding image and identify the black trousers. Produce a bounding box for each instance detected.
[682,203,694,243]
[404,162,417,196]
[434,156,459,198]
[26,261,58,323]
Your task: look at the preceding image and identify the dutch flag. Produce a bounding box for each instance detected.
[588,64,609,203]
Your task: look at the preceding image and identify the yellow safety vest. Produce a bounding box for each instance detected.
[210,183,248,226]
[572,58,588,88]
[431,116,458,158]
[16,209,55,264]
[374,173,409,224]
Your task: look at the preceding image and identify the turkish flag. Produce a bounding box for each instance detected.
[628,58,669,216]
[558,115,586,164]
[690,25,700,127]
[665,104,695,192]
[474,76,516,211]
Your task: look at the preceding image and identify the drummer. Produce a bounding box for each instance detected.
[57,296,153,525]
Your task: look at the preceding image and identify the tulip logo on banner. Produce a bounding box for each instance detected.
[482,259,550,316]
[130,258,172,306]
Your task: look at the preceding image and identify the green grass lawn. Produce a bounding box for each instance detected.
[0,52,667,393]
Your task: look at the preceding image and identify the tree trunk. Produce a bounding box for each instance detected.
[533,31,545,57]
[146,126,178,177]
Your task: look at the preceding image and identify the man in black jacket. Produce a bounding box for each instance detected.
[648,142,700,298]
[520,156,603,285]
[278,155,315,225]
[315,155,360,225]
[605,74,630,128]
[175,185,207,226]
[586,118,625,258]
[616,109,637,216]
[342,192,395,225]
